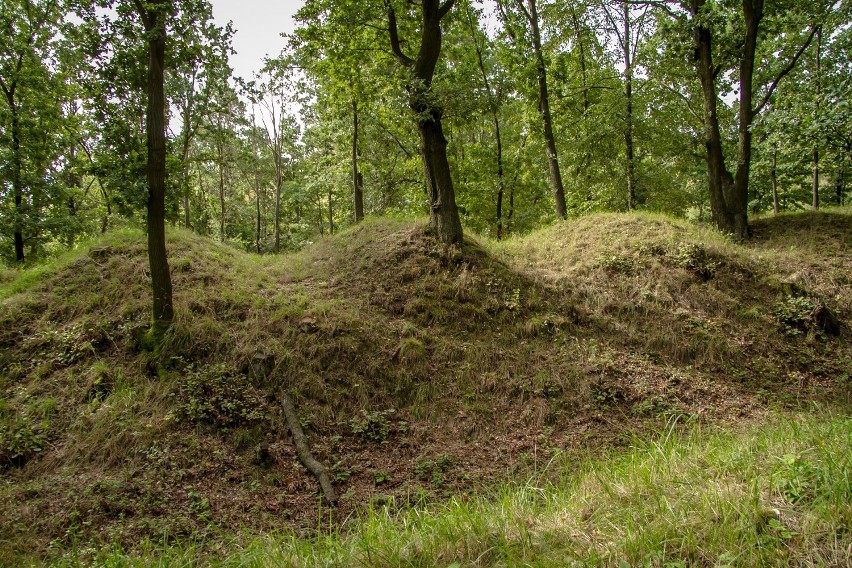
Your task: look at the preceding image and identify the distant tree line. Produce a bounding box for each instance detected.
[2,0,850,256]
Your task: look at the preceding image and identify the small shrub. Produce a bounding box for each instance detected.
[671,243,719,280]
[374,470,391,485]
[174,364,267,429]
[597,254,635,275]
[415,454,455,486]
[0,419,47,467]
[350,409,392,443]
[773,296,818,336]
[591,380,624,405]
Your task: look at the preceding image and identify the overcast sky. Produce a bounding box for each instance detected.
[208,0,305,80]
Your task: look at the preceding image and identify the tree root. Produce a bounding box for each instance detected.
[278,390,337,503]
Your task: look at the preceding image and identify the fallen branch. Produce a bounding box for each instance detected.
[278,390,337,503]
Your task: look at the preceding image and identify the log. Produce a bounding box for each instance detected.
[278,390,337,503]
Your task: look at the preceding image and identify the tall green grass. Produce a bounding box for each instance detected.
[54,411,851,567]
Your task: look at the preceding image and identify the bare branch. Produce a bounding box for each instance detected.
[664,84,702,124]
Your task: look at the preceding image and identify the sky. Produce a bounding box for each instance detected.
[208,0,305,80]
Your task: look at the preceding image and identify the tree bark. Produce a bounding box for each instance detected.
[11,103,25,262]
[465,5,506,238]
[771,147,779,214]
[387,0,464,245]
[812,26,821,210]
[255,170,262,253]
[691,0,817,239]
[274,164,282,252]
[524,0,567,219]
[135,0,174,339]
[217,138,226,241]
[352,99,364,222]
[692,0,748,239]
[328,186,334,234]
[623,0,637,210]
[416,108,463,243]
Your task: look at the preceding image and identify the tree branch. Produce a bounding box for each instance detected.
[131,0,151,29]
[629,0,679,20]
[512,0,533,25]
[753,24,820,116]
[385,0,414,67]
[438,0,456,20]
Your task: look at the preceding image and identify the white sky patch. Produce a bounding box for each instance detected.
[208,0,304,80]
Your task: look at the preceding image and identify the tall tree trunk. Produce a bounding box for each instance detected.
[812,26,821,210]
[525,0,567,219]
[465,4,506,238]
[352,99,364,222]
[10,103,25,262]
[691,0,815,238]
[771,147,779,214]
[416,107,463,244]
[494,116,505,239]
[328,186,334,234]
[217,142,226,241]
[136,0,174,340]
[255,170,262,253]
[693,0,745,239]
[274,159,282,253]
[623,0,637,210]
[387,0,464,244]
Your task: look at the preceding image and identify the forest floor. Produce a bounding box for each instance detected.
[1,209,850,565]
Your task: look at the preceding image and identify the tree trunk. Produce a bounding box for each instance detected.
[11,106,25,262]
[623,0,637,210]
[495,116,505,239]
[138,0,174,340]
[328,186,334,234]
[464,4,506,238]
[255,170,262,253]
[218,141,226,241]
[812,26,821,210]
[771,147,779,214]
[527,0,567,219]
[416,107,463,244]
[693,0,746,239]
[352,99,364,222]
[274,164,282,253]
[388,0,463,245]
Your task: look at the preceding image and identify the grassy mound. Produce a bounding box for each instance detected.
[0,210,849,563]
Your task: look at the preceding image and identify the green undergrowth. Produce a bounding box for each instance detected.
[51,411,852,567]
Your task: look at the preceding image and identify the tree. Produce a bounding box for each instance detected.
[250,61,300,253]
[651,0,824,238]
[599,0,652,210]
[0,0,64,262]
[497,0,568,220]
[167,0,235,230]
[131,0,174,340]
[386,0,464,244]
